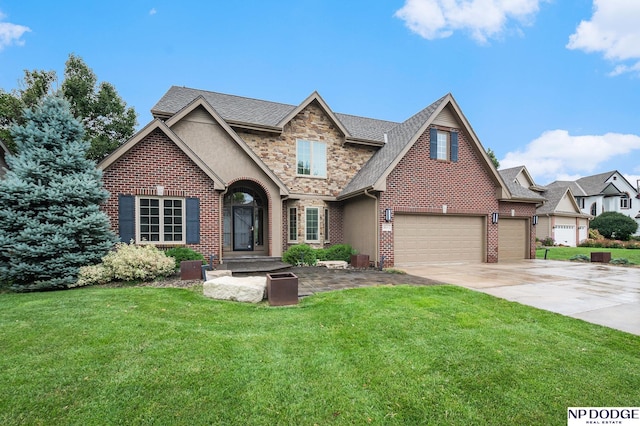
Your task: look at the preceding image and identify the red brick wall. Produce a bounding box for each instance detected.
[101,128,221,261]
[380,125,534,265]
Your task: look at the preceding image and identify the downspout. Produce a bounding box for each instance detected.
[219,186,229,265]
[363,188,379,268]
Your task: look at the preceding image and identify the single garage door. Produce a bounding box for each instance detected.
[395,214,485,264]
[553,224,576,246]
[498,218,528,261]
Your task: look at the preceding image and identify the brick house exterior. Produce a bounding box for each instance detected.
[98,87,541,266]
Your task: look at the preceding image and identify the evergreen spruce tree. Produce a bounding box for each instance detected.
[0,95,117,291]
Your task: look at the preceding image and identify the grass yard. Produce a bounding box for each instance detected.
[1,285,639,425]
[536,246,640,264]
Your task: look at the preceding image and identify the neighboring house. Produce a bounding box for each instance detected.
[549,171,640,237]
[0,140,8,178]
[98,87,541,266]
[499,166,591,246]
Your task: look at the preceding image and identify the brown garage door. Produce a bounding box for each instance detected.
[498,218,528,261]
[395,214,485,264]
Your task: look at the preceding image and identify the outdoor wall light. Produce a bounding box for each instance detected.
[385,208,393,222]
[491,212,499,224]
[532,215,538,226]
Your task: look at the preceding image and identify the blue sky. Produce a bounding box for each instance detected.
[1,0,639,187]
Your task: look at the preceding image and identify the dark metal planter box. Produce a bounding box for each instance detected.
[590,252,611,263]
[267,272,298,306]
[351,254,370,268]
[180,260,203,280]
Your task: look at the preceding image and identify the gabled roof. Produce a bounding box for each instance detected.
[537,181,590,217]
[498,166,546,203]
[340,94,510,199]
[574,170,632,196]
[152,86,397,146]
[164,96,289,196]
[98,119,226,190]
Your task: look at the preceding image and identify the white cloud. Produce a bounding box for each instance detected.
[567,0,640,75]
[500,130,640,183]
[394,0,545,43]
[149,8,157,15]
[0,11,30,50]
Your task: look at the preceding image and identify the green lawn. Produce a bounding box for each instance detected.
[536,246,640,264]
[1,285,639,425]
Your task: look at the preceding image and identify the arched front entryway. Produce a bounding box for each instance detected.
[223,181,268,256]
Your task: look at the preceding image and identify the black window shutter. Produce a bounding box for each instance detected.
[186,197,200,244]
[451,131,459,162]
[118,194,135,243]
[429,128,437,159]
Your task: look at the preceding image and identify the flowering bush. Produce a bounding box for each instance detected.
[75,264,112,287]
[102,243,176,281]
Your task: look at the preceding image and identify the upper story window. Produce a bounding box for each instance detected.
[429,128,458,162]
[590,202,597,216]
[297,139,326,177]
[621,193,631,209]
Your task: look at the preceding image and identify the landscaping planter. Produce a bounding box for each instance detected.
[351,254,369,268]
[267,272,298,306]
[590,252,611,263]
[180,260,204,280]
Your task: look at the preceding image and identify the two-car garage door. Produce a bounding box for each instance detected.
[395,214,485,264]
[394,214,530,264]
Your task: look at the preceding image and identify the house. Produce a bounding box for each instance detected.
[98,87,541,266]
[548,171,640,237]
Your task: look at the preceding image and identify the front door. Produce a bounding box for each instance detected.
[233,206,254,251]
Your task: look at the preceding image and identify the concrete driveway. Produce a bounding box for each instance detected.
[399,260,640,336]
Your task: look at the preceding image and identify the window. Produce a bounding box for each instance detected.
[288,207,298,242]
[621,193,631,209]
[590,202,597,216]
[138,197,184,244]
[305,207,319,242]
[436,131,449,160]
[579,198,585,209]
[324,208,330,243]
[429,128,458,162]
[297,140,327,177]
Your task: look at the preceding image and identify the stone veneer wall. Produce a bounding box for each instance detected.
[101,128,221,260]
[237,101,376,198]
[238,101,374,249]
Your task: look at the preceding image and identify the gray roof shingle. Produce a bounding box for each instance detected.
[339,95,447,197]
[498,166,546,202]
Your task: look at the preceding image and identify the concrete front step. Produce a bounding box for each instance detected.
[219,257,290,274]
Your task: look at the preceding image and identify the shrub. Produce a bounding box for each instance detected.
[101,243,176,282]
[590,212,638,241]
[315,248,329,261]
[539,237,554,247]
[610,258,630,265]
[589,228,604,240]
[164,247,205,269]
[569,254,590,262]
[323,244,357,262]
[282,245,316,266]
[75,264,112,288]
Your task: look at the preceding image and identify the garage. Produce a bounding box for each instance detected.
[553,224,576,246]
[498,218,529,261]
[395,214,485,264]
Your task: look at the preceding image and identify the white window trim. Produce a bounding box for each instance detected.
[136,196,185,245]
[288,207,298,242]
[296,139,327,178]
[436,131,449,161]
[621,193,630,209]
[305,207,320,243]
